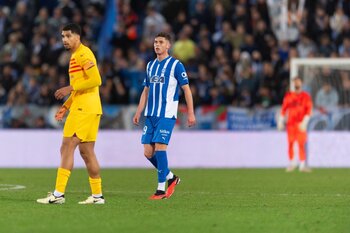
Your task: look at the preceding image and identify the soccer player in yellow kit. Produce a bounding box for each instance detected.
[37,23,104,204]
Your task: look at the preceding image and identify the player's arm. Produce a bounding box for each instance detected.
[72,60,102,91]
[133,66,151,126]
[299,95,313,131]
[175,61,196,127]
[133,86,149,125]
[63,94,73,109]
[54,86,73,121]
[55,105,68,121]
[55,86,73,100]
[278,94,289,130]
[55,92,73,121]
[181,84,196,127]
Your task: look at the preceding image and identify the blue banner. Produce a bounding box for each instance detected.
[227,107,277,131]
[97,0,117,60]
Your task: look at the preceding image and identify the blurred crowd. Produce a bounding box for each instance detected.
[0,0,350,112]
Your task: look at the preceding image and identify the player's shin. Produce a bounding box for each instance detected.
[89,177,103,197]
[155,150,169,191]
[54,167,71,196]
[146,154,158,169]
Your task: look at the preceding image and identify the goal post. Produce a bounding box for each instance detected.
[290,58,350,130]
[290,58,350,79]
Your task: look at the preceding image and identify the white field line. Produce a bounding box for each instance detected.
[0,184,26,191]
[1,184,346,198]
[67,190,350,197]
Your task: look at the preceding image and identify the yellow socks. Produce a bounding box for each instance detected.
[54,167,71,195]
[89,177,102,197]
[54,168,102,198]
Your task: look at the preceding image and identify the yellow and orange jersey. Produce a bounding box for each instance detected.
[281,91,312,126]
[64,43,102,114]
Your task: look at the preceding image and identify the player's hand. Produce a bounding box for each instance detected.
[298,122,307,132]
[187,113,196,127]
[277,115,284,131]
[277,121,284,130]
[299,115,310,132]
[55,86,73,100]
[133,113,140,126]
[55,106,68,121]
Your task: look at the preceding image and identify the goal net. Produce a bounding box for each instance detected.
[290,58,350,130]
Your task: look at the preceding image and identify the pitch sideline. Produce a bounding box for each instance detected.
[68,190,350,197]
[0,184,26,191]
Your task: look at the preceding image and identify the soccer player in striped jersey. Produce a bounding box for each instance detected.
[133,32,196,200]
[37,23,104,204]
[278,77,313,172]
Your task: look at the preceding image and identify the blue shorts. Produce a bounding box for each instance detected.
[141,116,176,145]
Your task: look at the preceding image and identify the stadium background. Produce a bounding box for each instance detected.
[1,1,350,233]
[0,0,349,168]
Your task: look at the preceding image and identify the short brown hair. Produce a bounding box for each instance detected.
[62,23,82,36]
[293,76,303,82]
[155,32,171,42]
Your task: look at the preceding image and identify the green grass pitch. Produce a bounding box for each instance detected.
[0,168,349,233]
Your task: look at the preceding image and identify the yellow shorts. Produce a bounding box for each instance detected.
[63,111,101,142]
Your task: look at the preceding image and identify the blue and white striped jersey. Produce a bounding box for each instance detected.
[143,56,189,119]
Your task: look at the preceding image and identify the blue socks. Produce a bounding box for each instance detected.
[147,155,158,168]
[155,150,169,183]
